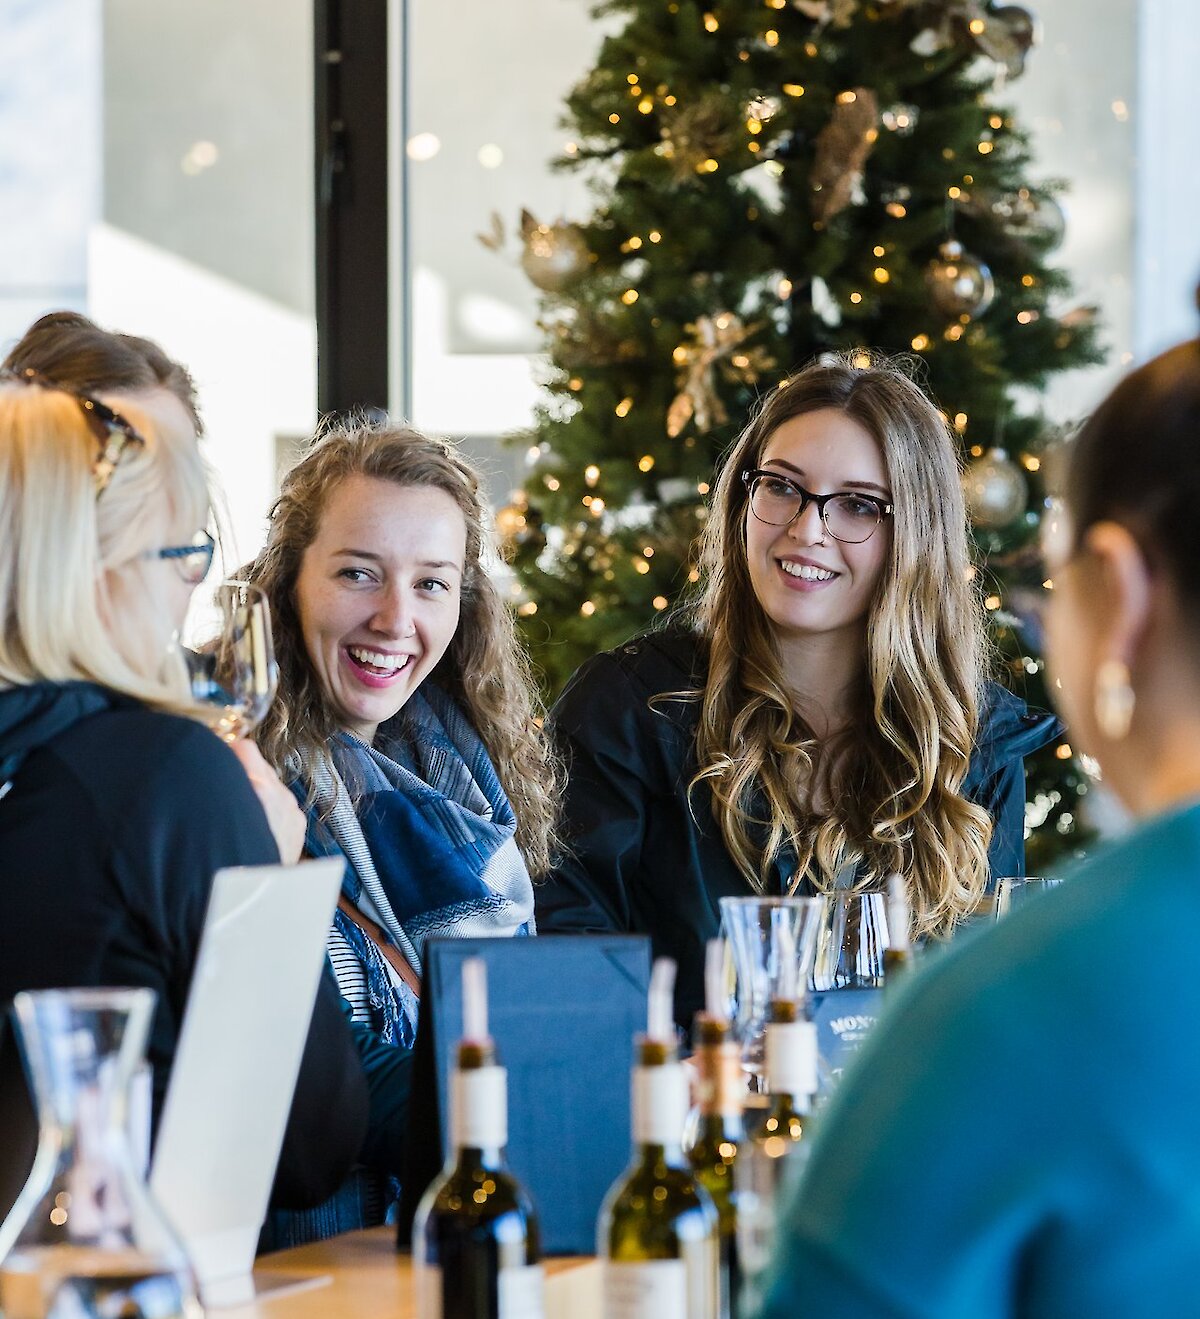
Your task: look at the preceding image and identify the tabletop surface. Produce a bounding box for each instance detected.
[223,1225,601,1319]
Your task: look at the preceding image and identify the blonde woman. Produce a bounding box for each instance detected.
[537,353,1060,1025]
[0,368,366,1217]
[243,420,561,1240]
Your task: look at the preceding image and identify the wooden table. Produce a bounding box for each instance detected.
[224,1226,601,1318]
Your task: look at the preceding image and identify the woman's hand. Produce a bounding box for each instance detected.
[228,739,307,864]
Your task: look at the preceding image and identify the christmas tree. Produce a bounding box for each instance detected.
[503,0,1103,866]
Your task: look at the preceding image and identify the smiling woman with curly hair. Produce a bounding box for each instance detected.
[242,418,562,1242]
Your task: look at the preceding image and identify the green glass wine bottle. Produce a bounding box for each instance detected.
[735,998,819,1308]
[412,959,543,1319]
[883,872,914,988]
[686,1012,744,1318]
[599,958,719,1318]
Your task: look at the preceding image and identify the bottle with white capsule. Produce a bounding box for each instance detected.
[883,873,914,988]
[734,926,819,1313]
[599,959,719,1319]
[685,940,744,1318]
[412,958,543,1319]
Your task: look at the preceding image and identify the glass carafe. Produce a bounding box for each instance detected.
[0,988,199,1319]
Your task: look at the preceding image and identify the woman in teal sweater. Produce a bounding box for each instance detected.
[754,331,1200,1317]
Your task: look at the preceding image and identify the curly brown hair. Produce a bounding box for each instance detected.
[244,418,561,877]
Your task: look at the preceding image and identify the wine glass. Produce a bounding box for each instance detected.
[183,581,278,740]
[994,876,1062,919]
[811,891,892,992]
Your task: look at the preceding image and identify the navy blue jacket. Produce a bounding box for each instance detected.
[0,682,369,1218]
[536,628,1063,1027]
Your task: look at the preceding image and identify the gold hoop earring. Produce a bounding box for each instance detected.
[1094,658,1135,741]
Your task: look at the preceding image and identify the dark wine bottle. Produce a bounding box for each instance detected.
[599,959,719,1319]
[412,958,543,1319]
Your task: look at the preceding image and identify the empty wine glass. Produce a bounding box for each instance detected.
[183,582,278,741]
[718,896,825,1079]
[811,891,891,992]
[994,876,1062,918]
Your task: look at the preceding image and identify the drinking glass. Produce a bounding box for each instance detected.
[994,876,1062,919]
[184,582,278,741]
[0,988,200,1319]
[718,896,825,1078]
[811,891,892,992]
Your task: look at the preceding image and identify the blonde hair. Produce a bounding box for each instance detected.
[691,353,993,936]
[246,418,562,877]
[0,380,209,705]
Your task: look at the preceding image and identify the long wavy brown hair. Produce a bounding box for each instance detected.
[690,353,993,935]
[244,419,561,877]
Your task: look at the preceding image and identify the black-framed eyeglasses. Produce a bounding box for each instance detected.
[149,530,216,585]
[5,367,146,498]
[741,468,894,544]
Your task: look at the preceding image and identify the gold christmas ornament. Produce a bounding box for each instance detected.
[963,447,1028,529]
[810,88,880,225]
[658,93,739,182]
[519,210,590,292]
[793,0,859,26]
[974,5,1040,80]
[666,314,774,438]
[926,239,996,319]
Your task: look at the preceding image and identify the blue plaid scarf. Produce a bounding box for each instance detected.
[303,685,535,1046]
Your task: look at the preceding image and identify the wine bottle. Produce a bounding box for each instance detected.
[599,958,719,1319]
[883,872,914,986]
[412,958,543,1319]
[735,997,818,1306]
[685,941,743,1317]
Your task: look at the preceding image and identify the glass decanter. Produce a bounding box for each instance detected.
[0,988,200,1319]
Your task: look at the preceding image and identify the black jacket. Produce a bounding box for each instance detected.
[536,628,1064,1027]
[0,682,369,1217]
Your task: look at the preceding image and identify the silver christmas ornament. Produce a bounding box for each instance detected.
[963,447,1028,528]
[1001,188,1066,250]
[926,239,996,319]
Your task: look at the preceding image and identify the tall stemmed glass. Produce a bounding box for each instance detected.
[184,582,278,740]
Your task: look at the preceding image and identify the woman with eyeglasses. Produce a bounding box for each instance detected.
[536,352,1060,1026]
[751,337,1200,1318]
[0,371,368,1218]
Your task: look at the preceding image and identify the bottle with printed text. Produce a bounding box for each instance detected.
[412,958,543,1319]
[882,872,915,988]
[735,996,819,1310]
[684,941,744,1317]
[599,959,719,1319]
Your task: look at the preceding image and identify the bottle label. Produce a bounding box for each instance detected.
[632,1064,689,1145]
[451,1064,508,1150]
[604,1260,688,1317]
[499,1263,545,1318]
[414,1262,545,1319]
[764,1019,818,1099]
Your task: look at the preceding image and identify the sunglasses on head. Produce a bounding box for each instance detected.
[6,367,147,498]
